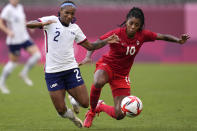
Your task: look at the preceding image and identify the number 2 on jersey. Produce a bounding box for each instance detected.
[53,31,60,42]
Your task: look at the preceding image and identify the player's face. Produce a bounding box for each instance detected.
[126,17,141,37]
[9,0,19,6]
[59,6,76,25]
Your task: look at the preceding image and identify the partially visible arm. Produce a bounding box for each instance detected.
[0,18,14,37]
[78,35,119,66]
[80,34,119,51]
[78,39,101,66]
[156,33,190,45]
[26,20,56,29]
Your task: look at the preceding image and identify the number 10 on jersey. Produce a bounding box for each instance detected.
[126,46,136,55]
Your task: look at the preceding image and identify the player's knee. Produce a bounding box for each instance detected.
[80,102,89,108]
[56,107,66,115]
[80,99,89,108]
[94,79,106,88]
[34,52,41,60]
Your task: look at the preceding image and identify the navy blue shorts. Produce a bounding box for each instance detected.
[45,68,84,91]
[8,40,34,56]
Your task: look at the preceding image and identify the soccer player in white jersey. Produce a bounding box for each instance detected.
[0,0,41,94]
[26,0,119,128]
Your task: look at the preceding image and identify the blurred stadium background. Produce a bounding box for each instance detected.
[0,0,197,131]
[0,0,197,63]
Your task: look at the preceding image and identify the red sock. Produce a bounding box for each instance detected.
[90,85,102,112]
[99,104,116,119]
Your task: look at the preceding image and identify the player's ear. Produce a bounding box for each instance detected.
[71,17,76,24]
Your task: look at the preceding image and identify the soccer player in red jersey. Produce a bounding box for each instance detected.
[80,7,190,128]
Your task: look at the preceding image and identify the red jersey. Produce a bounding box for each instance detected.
[98,27,157,76]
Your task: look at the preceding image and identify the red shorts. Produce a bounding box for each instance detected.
[96,62,131,97]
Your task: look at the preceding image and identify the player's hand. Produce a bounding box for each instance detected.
[7,30,14,38]
[107,34,120,44]
[179,34,190,44]
[29,28,35,33]
[78,57,92,66]
[43,20,57,26]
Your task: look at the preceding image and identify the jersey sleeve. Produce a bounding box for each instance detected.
[99,29,116,40]
[0,6,10,21]
[143,30,157,42]
[38,16,54,30]
[75,25,87,44]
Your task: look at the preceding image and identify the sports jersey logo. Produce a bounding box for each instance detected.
[125,76,130,85]
[71,32,75,35]
[121,43,126,46]
[50,83,58,88]
[136,40,140,45]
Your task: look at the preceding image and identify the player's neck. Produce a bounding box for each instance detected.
[10,2,18,7]
[127,33,135,39]
[59,17,69,27]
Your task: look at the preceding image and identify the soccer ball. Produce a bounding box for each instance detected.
[121,95,143,117]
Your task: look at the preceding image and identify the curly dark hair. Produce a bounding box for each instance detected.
[120,7,145,31]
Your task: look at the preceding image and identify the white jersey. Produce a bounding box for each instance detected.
[0,4,30,45]
[39,16,86,73]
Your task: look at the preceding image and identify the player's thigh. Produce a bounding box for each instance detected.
[110,76,131,98]
[8,45,21,62]
[94,63,113,88]
[49,89,67,113]
[67,84,89,108]
[94,69,109,86]
[25,42,40,55]
[9,53,19,62]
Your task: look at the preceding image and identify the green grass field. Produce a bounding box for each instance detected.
[0,63,197,131]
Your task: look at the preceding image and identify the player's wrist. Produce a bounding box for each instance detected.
[178,39,183,44]
[41,22,45,26]
[85,55,91,59]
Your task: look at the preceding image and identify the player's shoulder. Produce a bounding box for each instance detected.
[40,15,58,21]
[18,4,24,9]
[70,23,78,26]
[2,4,22,11]
[112,27,122,33]
[2,4,12,11]
[69,23,81,30]
[46,15,58,20]
[105,27,122,35]
[17,4,23,7]
[140,29,154,35]
[138,29,157,41]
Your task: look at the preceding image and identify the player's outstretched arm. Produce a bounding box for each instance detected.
[80,34,119,51]
[78,53,92,66]
[26,20,56,29]
[78,49,94,66]
[78,34,119,66]
[156,33,190,45]
[78,39,103,66]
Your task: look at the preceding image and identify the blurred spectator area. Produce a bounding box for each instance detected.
[1,0,197,5]
[0,0,197,63]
